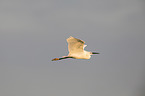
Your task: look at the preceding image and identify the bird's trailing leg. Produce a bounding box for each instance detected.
[91,52,100,54]
[52,56,74,61]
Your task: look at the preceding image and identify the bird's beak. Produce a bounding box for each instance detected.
[91,52,100,54]
[52,58,60,61]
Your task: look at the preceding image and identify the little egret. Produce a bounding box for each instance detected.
[52,36,99,61]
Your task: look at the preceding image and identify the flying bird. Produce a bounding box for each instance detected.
[52,36,99,61]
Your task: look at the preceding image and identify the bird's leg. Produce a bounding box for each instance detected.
[91,52,100,54]
[52,56,74,61]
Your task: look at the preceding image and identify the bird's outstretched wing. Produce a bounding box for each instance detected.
[67,36,85,54]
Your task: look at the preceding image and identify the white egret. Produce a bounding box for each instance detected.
[52,36,99,61]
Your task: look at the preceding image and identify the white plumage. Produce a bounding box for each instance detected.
[52,36,99,61]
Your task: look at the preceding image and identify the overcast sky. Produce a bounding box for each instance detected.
[0,0,145,96]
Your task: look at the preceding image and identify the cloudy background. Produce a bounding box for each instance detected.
[0,0,145,96]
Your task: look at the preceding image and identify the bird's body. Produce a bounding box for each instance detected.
[68,50,91,59]
[52,36,99,61]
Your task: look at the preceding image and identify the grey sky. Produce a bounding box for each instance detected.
[0,0,145,96]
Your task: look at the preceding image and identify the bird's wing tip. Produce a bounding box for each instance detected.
[68,36,73,38]
[67,36,85,44]
[67,36,74,41]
